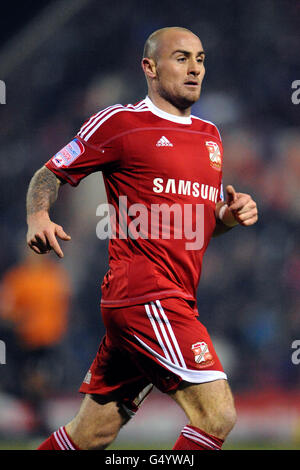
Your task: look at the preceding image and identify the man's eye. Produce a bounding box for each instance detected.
[177,57,186,62]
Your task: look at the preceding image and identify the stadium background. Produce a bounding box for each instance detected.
[0,0,299,450]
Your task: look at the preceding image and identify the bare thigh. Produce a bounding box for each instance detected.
[169,379,236,439]
[65,394,130,450]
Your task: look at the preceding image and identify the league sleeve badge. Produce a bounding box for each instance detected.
[52,138,85,168]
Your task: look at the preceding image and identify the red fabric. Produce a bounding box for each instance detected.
[79,298,225,413]
[173,425,224,450]
[37,426,80,450]
[45,98,223,309]
[37,435,59,450]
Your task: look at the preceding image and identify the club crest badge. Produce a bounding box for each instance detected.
[191,341,214,368]
[205,141,222,171]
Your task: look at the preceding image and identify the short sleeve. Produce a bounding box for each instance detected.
[45,108,123,186]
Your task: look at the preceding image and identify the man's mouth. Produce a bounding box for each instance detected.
[184,81,199,87]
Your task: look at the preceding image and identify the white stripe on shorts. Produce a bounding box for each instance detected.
[149,301,181,367]
[145,300,185,367]
[144,303,172,362]
[145,300,186,368]
[133,333,227,383]
[155,300,186,368]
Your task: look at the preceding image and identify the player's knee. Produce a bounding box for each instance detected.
[205,401,237,438]
[216,402,237,437]
[191,400,237,439]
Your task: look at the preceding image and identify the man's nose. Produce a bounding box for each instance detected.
[188,59,201,76]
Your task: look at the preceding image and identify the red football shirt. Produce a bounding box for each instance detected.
[45,96,223,308]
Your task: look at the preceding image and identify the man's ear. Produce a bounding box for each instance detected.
[141,58,157,79]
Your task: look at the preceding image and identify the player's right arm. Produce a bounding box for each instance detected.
[26,166,71,258]
[26,105,125,257]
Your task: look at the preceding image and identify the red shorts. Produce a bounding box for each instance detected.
[79,297,226,414]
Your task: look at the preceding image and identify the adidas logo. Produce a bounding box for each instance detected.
[156,136,173,147]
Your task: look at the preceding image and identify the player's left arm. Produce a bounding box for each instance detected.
[213,185,258,237]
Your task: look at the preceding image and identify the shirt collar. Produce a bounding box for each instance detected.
[145,96,192,125]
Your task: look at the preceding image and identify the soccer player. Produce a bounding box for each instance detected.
[26,27,258,450]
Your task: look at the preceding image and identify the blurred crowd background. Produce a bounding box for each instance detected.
[0,0,299,446]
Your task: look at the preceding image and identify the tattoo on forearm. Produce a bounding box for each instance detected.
[26,166,60,216]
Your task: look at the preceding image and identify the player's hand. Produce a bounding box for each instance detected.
[27,211,71,258]
[226,185,258,226]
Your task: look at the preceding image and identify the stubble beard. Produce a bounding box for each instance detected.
[157,83,200,111]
